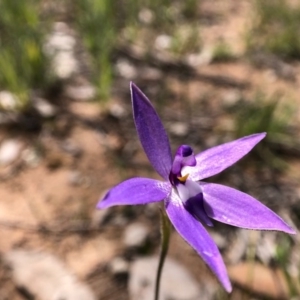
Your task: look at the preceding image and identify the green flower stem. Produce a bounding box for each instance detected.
[154,209,172,300]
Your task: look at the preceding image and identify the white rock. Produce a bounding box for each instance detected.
[169,122,189,137]
[65,83,96,101]
[33,98,57,117]
[53,51,78,79]
[115,59,137,79]
[129,256,201,300]
[44,22,78,80]
[109,102,127,118]
[5,250,96,300]
[123,222,149,248]
[0,91,18,110]
[186,47,213,67]
[110,257,129,276]
[155,35,172,50]
[45,32,76,53]
[22,148,40,167]
[138,8,154,24]
[44,22,76,54]
[0,139,22,165]
[222,90,241,106]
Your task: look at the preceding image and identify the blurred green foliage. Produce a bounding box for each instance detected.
[167,24,200,57]
[248,0,300,59]
[127,0,199,30]
[234,93,281,137]
[73,0,201,100]
[74,0,117,100]
[276,235,292,268]
[1,0,201,103]
[0,0,53,107]
[231,93,294,170]
[212,41,235,62]
[275,235,299,297]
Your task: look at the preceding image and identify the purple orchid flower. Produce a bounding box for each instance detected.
[97,82,295,292]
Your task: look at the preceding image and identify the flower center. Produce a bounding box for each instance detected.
[176,179,203,203]
[169,145,211,226]
[168,145,201,203]
[169,145,196,186]
[177,173,189,183]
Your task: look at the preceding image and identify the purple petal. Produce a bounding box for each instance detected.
[201,183,295,234]
[185,193,214,227]
[165,191,232,292]
[183,133,266,181]
[131,82,172,180]
[97,177,171,209]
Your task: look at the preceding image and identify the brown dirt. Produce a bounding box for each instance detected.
[1,1,300,299]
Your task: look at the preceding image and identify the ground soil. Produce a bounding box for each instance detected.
[1,1,300,299]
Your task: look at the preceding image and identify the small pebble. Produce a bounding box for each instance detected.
[33,98,57,118]
[68,170,83,186]
[22,148,40,167]
[123,222,149,248]
[0,139,22,166]
[138,8,154,24]
[0,91,18,111]
[109,102,127,119]
[129,256,202,300]
[44,22,78,80]
[5,250,96,300]
[155,35,172,50]
[169,122,189,137]
[222,90,241,106]
[91,209,111,228]
[65,84,96,101]
[60,140,82,157]
[115,59,137,79]
[110,257,129,276]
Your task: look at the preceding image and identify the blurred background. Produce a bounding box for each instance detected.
[0,0,300,299]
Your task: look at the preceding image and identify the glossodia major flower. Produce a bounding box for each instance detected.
[97,82,295,292]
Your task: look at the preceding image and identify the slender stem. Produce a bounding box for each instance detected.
[154,209,171,300]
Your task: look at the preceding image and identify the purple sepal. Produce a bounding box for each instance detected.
[184,133,266,181]
[97,177,171,209]
[131,82,172,180]
[201,183,296,234]
[165,192,232,293]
